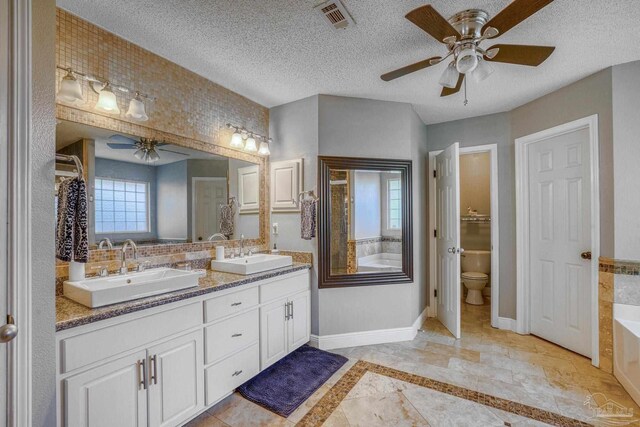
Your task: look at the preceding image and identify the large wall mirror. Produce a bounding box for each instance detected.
[55,120,261,247]
[318,156,413,288]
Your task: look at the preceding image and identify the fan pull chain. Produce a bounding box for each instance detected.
[464,78,468,106]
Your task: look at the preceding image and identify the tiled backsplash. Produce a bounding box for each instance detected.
[55,8,273,277]
[598,257,640,373]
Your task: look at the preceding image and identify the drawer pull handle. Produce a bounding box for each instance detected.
[231,302,242,307]
[149,354,158,385]
[231,333,243,338]
[232,370,243,377]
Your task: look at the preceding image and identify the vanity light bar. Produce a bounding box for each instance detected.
[226,123,272,156]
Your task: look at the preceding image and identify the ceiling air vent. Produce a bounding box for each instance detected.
[315,0,355,30]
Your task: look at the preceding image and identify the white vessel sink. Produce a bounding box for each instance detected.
[211,254,293,275]
[64,268,201,308]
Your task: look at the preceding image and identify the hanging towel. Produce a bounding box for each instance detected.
[219,202,235,237]
[300,198,317,240]
[56,177,89,262]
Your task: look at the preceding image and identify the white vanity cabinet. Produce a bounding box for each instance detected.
[57,268,310,427]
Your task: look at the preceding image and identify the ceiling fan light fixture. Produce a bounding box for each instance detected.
[456,46,479,74]
[471,58,494,83]
[134,148,145,160]
[438,62,459,88]
[147,149,160,163]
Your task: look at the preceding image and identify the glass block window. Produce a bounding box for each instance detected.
[95,178,149,234]
[387,178,401,230]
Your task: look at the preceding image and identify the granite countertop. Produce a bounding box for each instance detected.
[56,263,311,332]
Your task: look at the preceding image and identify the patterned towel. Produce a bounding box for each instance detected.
[300,198,317,240]
[56,177,89,262]
[219,202,235,237]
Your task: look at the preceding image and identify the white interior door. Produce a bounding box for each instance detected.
[528,128,592,357]
[193,178,227,241]
[436,143,461,339]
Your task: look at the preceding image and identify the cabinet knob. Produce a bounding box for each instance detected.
[0,315,18,344]
[581,251,592,260]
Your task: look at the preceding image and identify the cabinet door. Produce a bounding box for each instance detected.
[64,350,147,427]
[147,330,204,427]
[260,298,288,369]
[288,291,311,352]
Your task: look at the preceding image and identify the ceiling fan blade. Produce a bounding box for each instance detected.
[483,0,554,38]
[440,74,464,97]
[485,44,555,66]
[405,5,460,44]
[381,56,442,81]
[106,143,136,149]
[108,134,138,145]
[158,148,189,156]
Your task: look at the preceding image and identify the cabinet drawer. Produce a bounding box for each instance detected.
[204,287,259,323]
[259,271,310,303]
[60,302,202,374]
[205,309,258,365]
[205,343,259,406]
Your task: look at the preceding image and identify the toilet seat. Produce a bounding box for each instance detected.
[461,272,488,280]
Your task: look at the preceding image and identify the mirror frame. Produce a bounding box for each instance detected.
[318,156,413,288]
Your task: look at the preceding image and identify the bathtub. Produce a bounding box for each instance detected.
[357,253,402,273]
[614,303,640,406]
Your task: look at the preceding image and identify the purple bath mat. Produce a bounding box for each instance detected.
[237,345,348,417]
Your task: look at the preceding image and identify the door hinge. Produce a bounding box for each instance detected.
[434,289,438,298]
[433,170,436,178]
[433,229,437,238]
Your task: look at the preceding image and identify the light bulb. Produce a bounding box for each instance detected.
[258,140,270,156]
[438,62,459,88]
[125,93,148,121]
[94,83,120,114]
[230,131,244,148]
[57,69,83,104]
[456,46,479,74]
[244,135,257,152]
[471,58,494,83]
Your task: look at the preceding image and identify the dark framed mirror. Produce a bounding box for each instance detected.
[318,156,413,288]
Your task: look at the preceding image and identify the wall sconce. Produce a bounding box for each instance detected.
[226,124,272,156]
[56,65,154,122]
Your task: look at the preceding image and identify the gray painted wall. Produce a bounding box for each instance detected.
[94,158,158,241]
[512,68,614,258]
[269,95,320,333]
[33,0,57,424]
[156,161,188,240]
[612,61,640,259]
[269,95,428,336]
[425,112,514,317]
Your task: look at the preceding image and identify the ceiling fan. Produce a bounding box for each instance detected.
[381,0,556,99]
[107,135,188,163]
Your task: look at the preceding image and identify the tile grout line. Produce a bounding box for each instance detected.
[297,360,594,427]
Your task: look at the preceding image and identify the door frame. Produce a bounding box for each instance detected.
[3,0,33,425]
[515,114,599,366]
[191,177,228,242]
[428,144,500,330]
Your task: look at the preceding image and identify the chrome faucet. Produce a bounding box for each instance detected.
[120,239,138,275]
[98,237,113,250]
[207,233,228,241]
[239,234,245,258]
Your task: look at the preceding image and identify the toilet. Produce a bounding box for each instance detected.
[461,250,491,305]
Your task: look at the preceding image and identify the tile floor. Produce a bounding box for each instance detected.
[185,303,640,426]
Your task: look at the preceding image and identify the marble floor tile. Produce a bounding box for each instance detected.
[321,407,350,427]
[183,412,230,427]
[207,393,293,427]
[340,392,430,426]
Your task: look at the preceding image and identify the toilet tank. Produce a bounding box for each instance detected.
[461,250,491,274]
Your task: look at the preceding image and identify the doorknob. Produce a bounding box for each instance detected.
[0,315,18,344]
[447,247,455,253]
[581,251,592,260]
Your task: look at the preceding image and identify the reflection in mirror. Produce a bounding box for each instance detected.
[55,121,260,247]
[318,156,412,288]
[329,170,403,275]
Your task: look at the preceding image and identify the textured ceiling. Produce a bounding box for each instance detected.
[57,0,640,124]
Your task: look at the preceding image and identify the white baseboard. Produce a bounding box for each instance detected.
[310,307,428,351]
[497,316,516,332]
